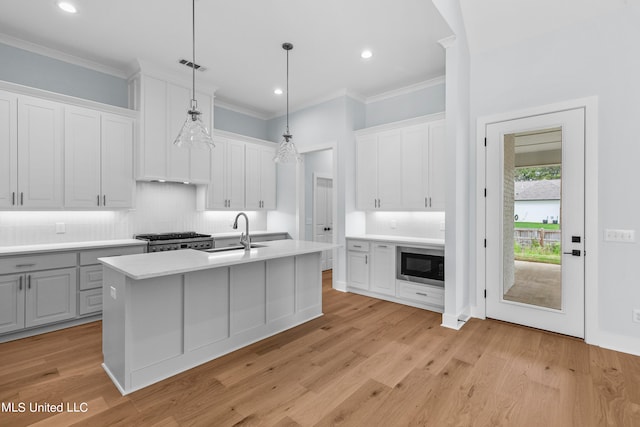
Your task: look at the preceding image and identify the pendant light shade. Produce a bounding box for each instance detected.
[174,0,214,149]
[274,42,302,163]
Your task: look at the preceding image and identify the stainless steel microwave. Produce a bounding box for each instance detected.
[396,246,444,287]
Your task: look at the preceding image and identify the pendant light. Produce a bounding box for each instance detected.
[274,42,302,163]
[174,0,214,149]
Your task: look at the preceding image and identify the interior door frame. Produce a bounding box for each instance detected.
[475,97,599,344]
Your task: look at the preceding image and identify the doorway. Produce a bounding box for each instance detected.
[313,174,333,271]
[485,108,585,338]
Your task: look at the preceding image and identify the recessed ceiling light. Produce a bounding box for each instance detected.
[361,49,373,59]
[57,1,77,13]
[274,88,283,95]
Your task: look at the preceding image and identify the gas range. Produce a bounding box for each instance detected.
[134,232,214,252]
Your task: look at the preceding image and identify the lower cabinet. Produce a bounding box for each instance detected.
[346,238,444,312]
[0,268,77,334]
[0,244,145,340]
[370,243,396,296]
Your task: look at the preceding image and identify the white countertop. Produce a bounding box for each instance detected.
[0,239,147,256]
[346,234,444,247]
[100,239,338,280]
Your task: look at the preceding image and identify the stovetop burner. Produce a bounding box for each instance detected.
[135,232,211,241]
[134,232,214,252]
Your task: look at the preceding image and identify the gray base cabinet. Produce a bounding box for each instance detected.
[0,243,145,341]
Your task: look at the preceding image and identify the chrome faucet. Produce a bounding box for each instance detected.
[232,212,251,251]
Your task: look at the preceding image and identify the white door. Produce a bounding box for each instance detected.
[314,176,333,271]
[64,106,101,208]
[0,91,17,209]
[485,108,585,338]
[17,96,64,208]
[101,114,134,208]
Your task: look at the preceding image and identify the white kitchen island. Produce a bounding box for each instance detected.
[99,239,336,395]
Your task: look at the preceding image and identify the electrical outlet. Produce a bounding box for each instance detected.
[55,222,65,234]
[390,219,397,229]
[440,221,446,231]
[633,309,640,324]
[110,286,117,300]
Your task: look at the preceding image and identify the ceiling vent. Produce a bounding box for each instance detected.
[179,59,206,72]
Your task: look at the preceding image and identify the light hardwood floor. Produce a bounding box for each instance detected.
[1,270,639,426]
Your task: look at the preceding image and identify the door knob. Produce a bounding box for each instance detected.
[563,250,581,256]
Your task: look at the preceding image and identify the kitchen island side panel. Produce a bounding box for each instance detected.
[102,267,127,390]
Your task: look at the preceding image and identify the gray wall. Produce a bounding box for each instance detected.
[214,106,268,140]
[364,82,445,128]
[469,3,640,349]
[0,42,128,107]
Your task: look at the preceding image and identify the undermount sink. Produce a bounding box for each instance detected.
[204,243,266,253]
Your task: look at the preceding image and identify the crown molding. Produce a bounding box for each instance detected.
[365,76,446,104]
[266,88,367,120]
[438,35,457,49]
[0,33,128,78]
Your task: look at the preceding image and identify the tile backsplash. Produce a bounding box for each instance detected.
[365,211,445,239]
[0,182,267,246]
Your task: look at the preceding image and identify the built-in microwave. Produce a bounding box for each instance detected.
[396,246,444,287]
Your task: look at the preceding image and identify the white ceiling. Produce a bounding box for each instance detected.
[0,0,452,117]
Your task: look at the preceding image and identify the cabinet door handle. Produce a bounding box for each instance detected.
[429,197,432,208]
[353,245,362,248]
[425,197,427,208]
[12,192,15,206]
[365,255,368,264]
[27,275,31,289]
[97,195,100,206]
[103,195,106,206]
[416,292,427,297]
[15,263,35,268]
[21,192,24,205]
[378,245,387,248]
[19,276,22,291]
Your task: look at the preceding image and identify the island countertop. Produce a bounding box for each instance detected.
[99,239,337,280]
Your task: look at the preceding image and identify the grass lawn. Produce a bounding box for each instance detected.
[515,222,560,230]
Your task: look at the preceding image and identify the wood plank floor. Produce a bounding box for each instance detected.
[1,270,639,426]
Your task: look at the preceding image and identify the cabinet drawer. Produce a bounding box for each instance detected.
[79,288,102,315]
[347,240,370,252]
[396,281,444,307]
[80,265,103,290]
[80,245,145,266]
[0,252,76,274]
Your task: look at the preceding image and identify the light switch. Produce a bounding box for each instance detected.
[110,286,117,300]
[604,229,636,242]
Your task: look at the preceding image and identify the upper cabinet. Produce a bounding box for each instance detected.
[0,92,64,209]
[203,137,245,210]
[355,114,445,211]
[197,131,277,211]
[0,83,137,211]
[245,143,276,210]
[64,108,134,209]
[130,70,213,184]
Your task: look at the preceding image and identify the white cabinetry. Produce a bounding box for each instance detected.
[355,114,445,211]
[245,143,276,210]
[0,93,64,210]
[205,137,245,209]
[0,91,18,209]
[370,242,396,296]
[356,130,403,210]
[65,107,134,208]
[347,240,370,290]
[133,72,212,184]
